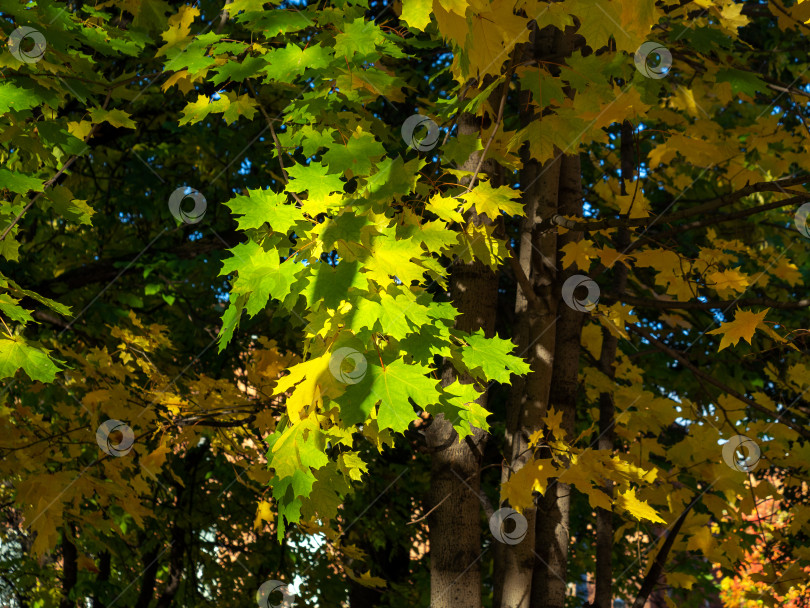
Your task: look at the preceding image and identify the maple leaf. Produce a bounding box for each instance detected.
[88,108,137,129]
[341,359,439,433]
[363,233,427,288]
[617,488,665,523]
[426,194,464,224]
[501,458,556,510]
[220,240,301,317]
[254,499,274,530]
[286,162,346,206]
[464,0,530,78]
[428,380,491,438]
[262,44,332,83]
[707,268,750,298]
[707,308,770,351]
[335,18,383,58]
[322,129,385,176]
[0,169,44,196]
[0,336,61,382]
[457,329,530,383]
[0,83,41,114]
[225,188,301,232]
[221,92,258,124]
[400,0,432,30]
[616,192,651,219]
[156,4,199,55]
[457,181,523,218]
[560,239,598,271]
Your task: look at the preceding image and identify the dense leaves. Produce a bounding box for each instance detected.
[1,0,809,607]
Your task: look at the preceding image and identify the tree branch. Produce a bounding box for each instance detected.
[539,177,809,233]
[627,323,810,440]
[614,295,810,311]
[630,499,697,608]
[1,92,112,242]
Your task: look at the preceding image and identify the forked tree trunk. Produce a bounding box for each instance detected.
[531,152,584,608]
[426,111,500,608]
[495,24,559,599]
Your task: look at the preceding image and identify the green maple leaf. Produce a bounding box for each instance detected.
[0,169,44,195]
[6,280,71,316]
[457,181,523,218]
[225,188,301,232]
[334,18,383,59]
[715,69,768,97]
[178,94,230,126]
[375,292,435,339]
[301,463,351,522]
[341,359,439,432]
[210,55,267,85]
[42,186,94,226]
[320,211,372,251]
[227,0,268,16]
[441,132,484,167]
[238,8,313,35]
[286,162,345,202]
[163,37,219,73]
[322,131,385,176]
[131,0,172,31]
[221,92,258,124]
[398,323,452,364]
[456,329,529,383]
[220,240,301,317]
[299,261,368,310]
[429,380,491,438]
[262,44,332,83]
[88,108,137,129]
[279,125,337,157]
[400,219,460,253]
[0,336,61,382]
[364,156,423,204]
[0,294,33,325]
[363,232,427,287]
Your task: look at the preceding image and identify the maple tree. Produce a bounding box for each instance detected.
[1,0,809,607]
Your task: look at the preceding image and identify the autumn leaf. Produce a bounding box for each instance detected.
[707,308,770,351]
[617,488,665,524]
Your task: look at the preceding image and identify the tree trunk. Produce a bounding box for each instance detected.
[494,22,561,608]
[532,152,585,608]
[594,120,634,608]
[426,111,500,608]
[59,529,78,608]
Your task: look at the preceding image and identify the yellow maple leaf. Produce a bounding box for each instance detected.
[706,268,750,298]
[501,458,556,510]
[683,515,713,549]
[719,2,749,31]
[141,443,171,475]
[597,246,633,270]
[157,5,200,56]
[617,487,665,523]
[400,0,432,29]
[770,259,802,286]
[580,85,652,131]
[543,407,566,439]
[254,499,274,530]
[580,322,603,360]
[616,192,651,219]
[707,308,770,351]
[349,569,387,589]
[560,239,598,271]
[464,0,530,79]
